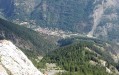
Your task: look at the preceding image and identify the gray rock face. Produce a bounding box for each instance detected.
[0,40,43,75]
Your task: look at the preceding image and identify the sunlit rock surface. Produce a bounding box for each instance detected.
[0,40,43,75]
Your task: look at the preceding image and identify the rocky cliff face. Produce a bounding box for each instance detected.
[0,40,43,75]
[87,0,119,40]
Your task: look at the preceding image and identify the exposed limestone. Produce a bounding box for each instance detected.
[0,40,43,75]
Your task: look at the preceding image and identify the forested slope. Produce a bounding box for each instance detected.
[42,38,119,75]
[0,18,57,67]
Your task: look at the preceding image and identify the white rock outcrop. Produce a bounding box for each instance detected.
[0,40,43,75]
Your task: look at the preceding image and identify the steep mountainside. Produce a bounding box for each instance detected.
[0,18,57,68]
[42,38,119,75]
[1,1,119,75]
[0,40,43,75]
[0,0,119,42]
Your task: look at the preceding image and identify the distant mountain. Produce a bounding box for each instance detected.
[42,37,119,75]
[0,0,119,42]
[0,40,43,75]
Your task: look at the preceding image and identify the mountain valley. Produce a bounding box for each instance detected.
[0,0,119,75]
